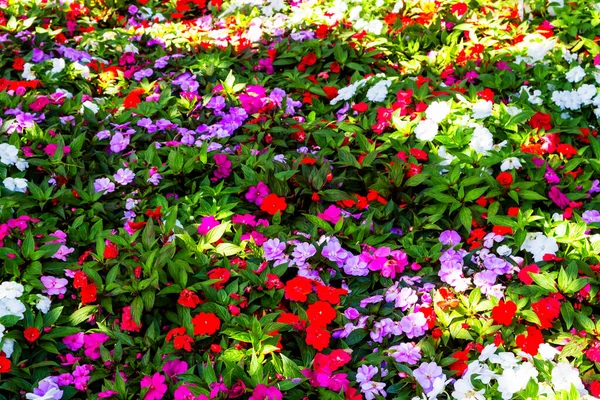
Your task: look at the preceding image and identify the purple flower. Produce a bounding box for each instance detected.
[291,242,316,263]
[318,205,342,224]
[172,72,199,92]
[113,168,135,185]
[52,245,74,261]
[583,210,600,223]
[590,180,600,194]
[356,365,378,384]
[213,154,232,180]
[439,230,461,246]
[321,237,349,265]
[30,378,63,400]
[98,390,120,399]
[56,373,74,386]
[73,365,91,391]
[400,312,427,339]
[343,255,369,276]
[387,343,421,365]
[359,295,383,308]
[41,276,68,296]
[140,373,168,400]
[249,384,282,400]
[109,132,130,153]
[197,216,219,236]
[413,362,444,393]
[263,238,286,261]
[549,186,570,209]
[344,307,360,320]
[360,381,387,400]
[94,178,115,194]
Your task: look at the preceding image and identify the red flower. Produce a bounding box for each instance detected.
[306,301,337,327]
[104,242,119,259]
[515,326,544,356]
[123,88,145,109]
[121,306,142,332]
[532,296,561,329]
[301,53,317,66]
[420,306,436,329]
[13,58,24,71]
[80,283,97,305]
[410,148,428,161]
[207,268,231,290]
[166,327,193,352]
[305,325,330,351]
[316,284,348,305]
[329,62,341,73]
[507,207,520,217]
[518,264,539,285]
[24,327,40,343]
[264,274,284,290]
[178,289,201,308]
[496,172,513,187]
[127,221,147,232]
[556,143,577,159]
[277,313,300,325]
[322,86,338,100]
[352,102,368,113]
[73,271,89,289]
[491,300,517,326]
[283,276,313,302]
[145,206,164,220]
[0,356,10,373]
[451,2,468,16]
[529,112,552,131]
[192,312,221,336]
[492,225,513,236]
[260,194,287,215]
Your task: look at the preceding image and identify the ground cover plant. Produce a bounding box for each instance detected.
[2,0,600,398]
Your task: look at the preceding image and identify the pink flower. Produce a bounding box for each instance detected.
[52,245,75,261]
[317,205,342,224]
[164,359,188,381]
[174,385,208,400]
[141,373,168,400]
[98,390,119,398]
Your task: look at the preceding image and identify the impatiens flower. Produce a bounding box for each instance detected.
[400,312,427,339]
[0,281,24,299]
[207,268,230,290]
[414,119,438,141]
[113,168,135,185]
[260,194,287,215]
[52,245,74,261]
[141,373,168,400]
[551,362,587,394]
[121,306,142,332]
[491,300,517,326]
[518,264,540,285]
[249,385,282,400]
[192,312,221,336]
[23,327,40,342]
[41,276,68,296]
[306,301,336,327]
[515,326,544,355]
[305,325,330,351]
[93,178,115,194]
[3,177,28,193]
[413,362,444,394]
[317,205,342,224]
[178,289,201,308]
[197,216,219,236]
[283,276,313,302]
[496,172,513,187]
[63,332,85,351]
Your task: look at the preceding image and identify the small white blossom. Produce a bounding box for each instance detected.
[414,119,438,141]
[565,65,586,83]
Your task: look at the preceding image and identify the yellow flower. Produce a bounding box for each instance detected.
[421,1,436,13]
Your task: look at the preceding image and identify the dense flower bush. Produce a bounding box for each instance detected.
[2,0,600,398]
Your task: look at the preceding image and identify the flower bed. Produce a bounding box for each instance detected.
[1,0,600,398]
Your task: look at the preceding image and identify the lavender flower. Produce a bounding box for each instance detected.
[263,238,286,261]
[94,178,115,194]
[413,362,444,394]
[387,342,421,365]
[400,312,427,339]
[583,210,600,223]
[113,168,135,185]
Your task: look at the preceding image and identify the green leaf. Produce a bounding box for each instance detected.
[530,273,557,292]
[69,306,98,326]
[458,207,472,232]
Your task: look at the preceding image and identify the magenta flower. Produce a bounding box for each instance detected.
[548,186,570,209]
[197,216,219,236]
[213,154,232,180]
[164,359,188,381]
[174,385,208,400]
[245,182,270,206]
[248,384,282,400]
[41,276,69,296]
[62,332,85,351]
[98,390,119,398]
[317,205,342,224]
[141,373,168,400]
[83,333,110,360]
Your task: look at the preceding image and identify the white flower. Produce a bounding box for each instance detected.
[124,43,139,54]
[26,387,63,400]
[578,84,597,106]
[505,106,522,116]
[496,368,519,400]
[552,362,587,395]
[0,143,19,166]
[489,352,518,369]
[349,5,362,20]
[538,343,560,360]
[500,157,522,171]
[566,65,586,83]
[496,245,512,257]
[366,19,383,35]
[469,125,494,155]
[426,101,451,123]
[366,80,392,102]
[472,100,493,119]
[0,282,24,299]
[15,158,28,172]
[428,377,449,399]
[0,324,5,342]
[22,63,36,81]
[3,177,28,193]
[2,338,14,358]
[452,378,486,400]
[414,119,439,141]
[520,232,559,262]
[548,0,565,16]
[437,146,456,166]
[72,62,90,79]
[81,101,99,114]
[35,295,52,314]
[0,298,26,319]
[50,58,66,75]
